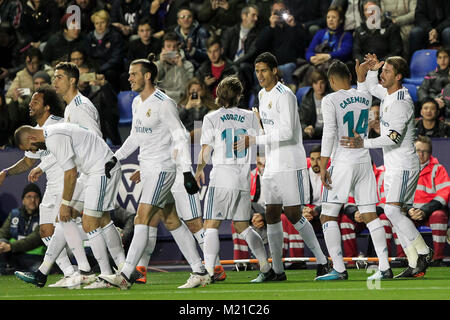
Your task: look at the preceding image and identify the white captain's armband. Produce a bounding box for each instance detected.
[387,130,401,144]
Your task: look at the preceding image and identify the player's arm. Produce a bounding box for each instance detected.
[255,92,297,145]
[195,116,214,186]
[0,156,37,186]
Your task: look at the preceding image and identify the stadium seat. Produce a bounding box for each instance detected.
[117,91,138,125]
[403,83,418,103]
[404,49,438,86]
[296,86,311,108]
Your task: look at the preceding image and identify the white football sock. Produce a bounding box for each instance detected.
[366,218,390,271]
[393,226,418,268]
[41,233,75,277]
[195,228,222,268]
[122,224,149,279]
[38,223,68,275]
[322,220,346,273]
[86,228,112,275]
[170,223,205,274]
[412,235,430,255]
[241,226,270,273]
[137,226,157,268]
[102,221,126,271]
[203,228,220,276]
[267,221,284,274]
[384,204,421,242]
[294,216,327,265]
[61,220,91,272]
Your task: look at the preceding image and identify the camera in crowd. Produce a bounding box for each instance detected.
[274,10,289,22]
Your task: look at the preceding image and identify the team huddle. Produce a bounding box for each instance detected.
[1,50,433,290]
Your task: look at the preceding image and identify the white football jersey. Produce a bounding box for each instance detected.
[43,122,113,175]
[114,89,191,173]
[64,92,102,137]
[256,82,307,172]
[321,88,372,164]
[25,115,64,194]
[201,107,259,190]
[358,71,420,171]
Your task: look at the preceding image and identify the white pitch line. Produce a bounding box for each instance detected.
[1,286,450,299]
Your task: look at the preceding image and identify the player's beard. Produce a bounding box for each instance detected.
[32,142,47,150]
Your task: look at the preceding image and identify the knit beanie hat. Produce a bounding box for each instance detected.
[32,71,51,84]
[21,183,42,200]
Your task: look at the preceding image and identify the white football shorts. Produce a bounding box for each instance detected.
[203,187,252,221]
[261,169,310,206]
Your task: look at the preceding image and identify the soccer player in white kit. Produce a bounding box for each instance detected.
[243,52,330,281]
[195,76,271,282]
[0,87,86,287]
[100,56,209,289]
[53,62,126,287]
[314,61,392,281]
[13,122,122,288]
[341,54,433,278]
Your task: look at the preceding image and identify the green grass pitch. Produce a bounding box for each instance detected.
[1,267,450,300]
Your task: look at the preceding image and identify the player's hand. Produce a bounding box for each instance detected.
[130,170,141,184]
[195,170,205,188]
[184,171,199,194]
[354,211,363,223]
[28,167,43,182]
[340,130,364,148]
[252,213,265,229]
[320,169,332,190]
[59,203,72,222]
[105,156,118,179]
[364,53,384,71]
[302,210,313,221]
[408,208,425,221]
[233,135,255,152]
[304,125,315,137]
[355,58,376,82]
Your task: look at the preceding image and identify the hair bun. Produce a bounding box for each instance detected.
[147,53,156,62]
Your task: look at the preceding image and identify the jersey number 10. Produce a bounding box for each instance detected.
[221,128,248,159]
[343,109,369,137]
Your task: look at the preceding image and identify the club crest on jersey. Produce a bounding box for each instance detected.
[268,101,272,109]
[146,108,151,117]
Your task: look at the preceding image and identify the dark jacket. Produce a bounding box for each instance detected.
[415,119,450,138]
[178,105,210,132]
[221,24,260,65]
[285,0,330,29]
[197,0,242,33]
[84,28,124,73]
[43,31,86,66]
[417,67,450,103]
[149,0,190,33]
[0,208,42,254]
[21,0,60,43]
[195,58,239,92]
[415,0,450,33]
[126,37,162,65]
[256,23,308,65]
[352,19,403,62]
[299,87,331,139]
[110,0,149,33]
[173,20,210,69]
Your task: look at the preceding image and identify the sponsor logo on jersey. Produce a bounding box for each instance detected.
[134,119,153,134]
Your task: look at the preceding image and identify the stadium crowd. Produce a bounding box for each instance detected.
[0,0,449,284]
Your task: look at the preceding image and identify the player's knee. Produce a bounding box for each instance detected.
[185,217,203,233]
[233,221,249,234]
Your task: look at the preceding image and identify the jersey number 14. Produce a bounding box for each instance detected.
[343,109,369,137]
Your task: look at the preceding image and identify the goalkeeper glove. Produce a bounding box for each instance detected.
[105,156,118,179]
[183,172,199,194]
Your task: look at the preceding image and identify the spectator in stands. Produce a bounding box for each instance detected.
[155,32,194,103]
[197,0,242,36]
[121,18,161,90]
[5,48,53,105]
[0,183,45,274]
[221,4,260,107]
[178,77,217,135]
[77,64,122,145]
[68,48,90,68]
[405,136,450,266]
[21,0,60,51]
[380,0,417,58]
[304,145,324,232]
[0,25,24,94]
[43,13,85,67]
[110,0,150,38]
[0,0,23,31]
[415,98,450,138]
[340,0,363,32]
[285,0,331,38]
[173,7,210,70]
[196,36,239,98]
[368,99,381,138]
[417,47,450,117]
[305,6,353,76]
[109,204,136,254]
[148,0,190,38]
[83,9,124,92]
[353,1,403,64]
[255,0,308,91]
[299,70,332,139]
[69,0,106,33]
[0,92,13,149]
[409,0,450,57]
